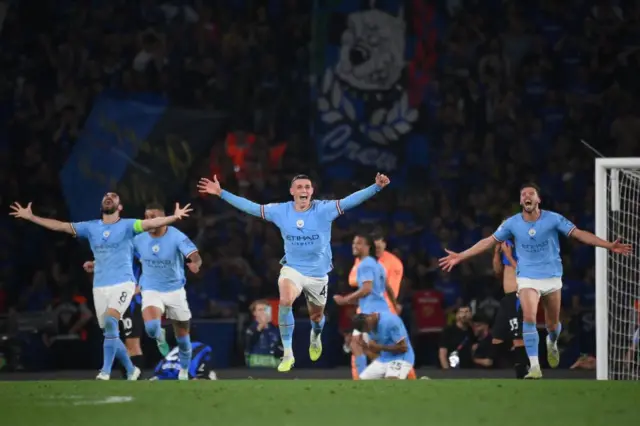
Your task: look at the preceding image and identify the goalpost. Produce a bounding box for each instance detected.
[595,158,640,380]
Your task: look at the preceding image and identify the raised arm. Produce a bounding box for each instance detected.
[10,202,75,234]
[339,173,390,211]
[571,228,633,254]
[138,203,193,232]
[197,176,263,218]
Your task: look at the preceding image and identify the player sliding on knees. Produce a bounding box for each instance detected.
[9,193,192,380]
[334,232,401,379]
[198,173,390,372]
[350,311,415,380]
[439,183,632,379]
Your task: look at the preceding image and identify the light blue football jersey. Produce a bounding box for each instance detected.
[356,256,389,314]
[493,210,576,279]
[72,218,140,288]
[133,227,198,293]
[369,311,415,364]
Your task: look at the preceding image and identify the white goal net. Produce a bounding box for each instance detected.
[595,158,640,380]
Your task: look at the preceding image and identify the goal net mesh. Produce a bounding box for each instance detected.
[606,167,640,380]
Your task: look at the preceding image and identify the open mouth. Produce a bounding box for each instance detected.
[299,195,309,201]
[524,200,533,207]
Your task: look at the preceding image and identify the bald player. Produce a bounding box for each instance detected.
[347,232,415,379]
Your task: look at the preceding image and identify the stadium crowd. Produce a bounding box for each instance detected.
[1,0,639,371]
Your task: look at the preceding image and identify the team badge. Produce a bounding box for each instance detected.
[296,219,304,229]
[152,244,160,254]
[102,231,110,239]
[528,228,536,237]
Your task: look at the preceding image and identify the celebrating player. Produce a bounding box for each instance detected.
[334,233,399,378]
[9,193,192,380]
[350,311,415,380]
[491,239,528,378]
[439,183,632,379]
[197,173,390,372]
[133,203,201,381]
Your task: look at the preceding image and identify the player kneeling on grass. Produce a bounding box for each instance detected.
[134,203,202,381]
[351,312,415,380]
[150,341,217,381]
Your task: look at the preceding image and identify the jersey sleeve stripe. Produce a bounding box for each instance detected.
[335,200,344,216]
[185,249,199,259]
[492,234,504,243]
[566,226,577,236]
[69,223,77,237]
[260,205,265,220]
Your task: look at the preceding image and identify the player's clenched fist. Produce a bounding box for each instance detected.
[197,175,222,196]
[375,173,390,188]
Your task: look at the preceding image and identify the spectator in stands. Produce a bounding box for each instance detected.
[439,306,473,369]
[244,300,281,368]
[471,314,494,369]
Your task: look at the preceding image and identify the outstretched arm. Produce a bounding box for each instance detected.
[10,202,75,234]
[570,229,613,249]
[220,190,263,218]
[138,203,193,232]
[338,184,382,212]
[460,236,498,261]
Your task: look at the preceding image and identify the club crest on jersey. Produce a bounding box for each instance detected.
[102,230,110,239]
[528,228,536,237]
[152,244,160,254]
[296,219,304,229]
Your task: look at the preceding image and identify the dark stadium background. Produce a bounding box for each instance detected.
[0,0,638,375]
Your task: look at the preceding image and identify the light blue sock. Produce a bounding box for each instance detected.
[546,322,562,343]
[523,322,540,367]
[176,335,192,371]
[311,315,325,337]
[355,355,367,376]
[101,316,119,375]
[278,305,294,353]
[114,338,135,376]
[144,319,162,340]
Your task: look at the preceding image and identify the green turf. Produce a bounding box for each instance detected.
[0,380,637,426]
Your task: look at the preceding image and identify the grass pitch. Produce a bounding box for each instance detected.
[0,380,636,426]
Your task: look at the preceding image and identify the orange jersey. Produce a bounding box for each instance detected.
[349,251,404,313]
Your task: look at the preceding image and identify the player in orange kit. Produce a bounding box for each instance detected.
[346,231,416,379]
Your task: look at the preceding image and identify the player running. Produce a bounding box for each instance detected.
[491,239,528,378]
[334,233,400,378]
[350,311,415,380]
[197,173,390,372]
[9,193,192,380]
[133,203,202,380]
[439,183,632,379]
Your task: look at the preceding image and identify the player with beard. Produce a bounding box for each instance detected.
[491,238,528,378]
[9,193,192,380]
[197,173,389,372]
[439,183,632,378]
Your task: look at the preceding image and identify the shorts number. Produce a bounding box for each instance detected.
[319,285,327,298]
[118,291,128,305]
[122,318,133,330]
[509,318,519,331]
[388,361,402,371]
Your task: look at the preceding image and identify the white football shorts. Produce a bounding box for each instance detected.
[93,281,136,329]
[359,359,413,380]
[141,288,192,321]
[278,266,329,306]
[516,277,562,297]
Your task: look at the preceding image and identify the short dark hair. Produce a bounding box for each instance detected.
[520,182,541,195]
[290,174,312,186]
[472,313,490,325]
[370,229,385,242]
[145,202,165,213]
[352,313,368,332]
[355,231,377,259]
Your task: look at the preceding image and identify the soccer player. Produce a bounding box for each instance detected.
[439,183,632,379]
[150,341,217,381]
[347,231,406,379]
[9,193,192,380]
[197,173,390,372]
[491,239,528,378]
[133,203,202,381]
[350,311,415,380]
[334,233,400,378]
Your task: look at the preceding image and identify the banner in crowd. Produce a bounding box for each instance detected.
[60,92,226,221]
[312,0,439,172]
